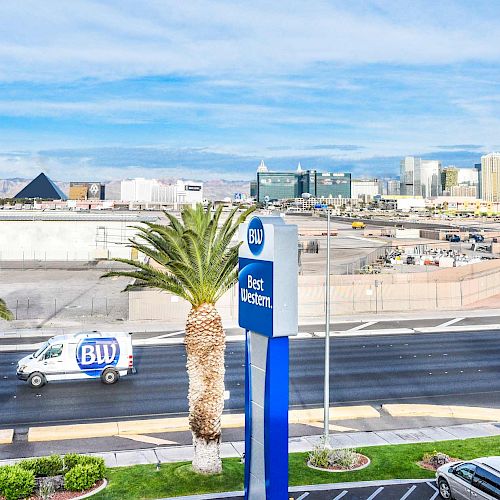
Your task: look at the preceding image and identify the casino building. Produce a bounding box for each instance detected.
[69,182,106,200]
[255,161,351,203]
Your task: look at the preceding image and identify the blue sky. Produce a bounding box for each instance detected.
[1,1,500,180]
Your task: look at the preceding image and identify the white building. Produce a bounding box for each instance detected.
[480,153,500,202]
[121,178,157,202]
[420,160,441,198]
[351,179,379,200]
[175,180,203,205]
[400,157,441,198]
[457,167,479,185]
[121,178,203,207]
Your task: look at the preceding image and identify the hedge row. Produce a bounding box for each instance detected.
[0,454,105,499]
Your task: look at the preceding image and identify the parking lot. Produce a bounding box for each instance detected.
[192,480,440,500]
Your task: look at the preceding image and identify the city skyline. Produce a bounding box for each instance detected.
[1,1,500,180]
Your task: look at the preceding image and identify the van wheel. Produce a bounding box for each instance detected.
[28,372,45,388]
[101,368,119,385]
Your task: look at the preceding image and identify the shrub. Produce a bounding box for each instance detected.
[308,439,359,470]
[63,454,105,477]
[422,450,452,467]
[18,455,64,477]
[64,464,102,492]
[0,465,36,500]
[308,444,331,469]
[329,448,359,469]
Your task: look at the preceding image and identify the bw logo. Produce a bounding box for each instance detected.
[248,217,265,256]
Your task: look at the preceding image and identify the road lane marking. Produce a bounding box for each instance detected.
[332,491,348,500]
[436,318,463,328]
[427,480,439,500]
[154,331,185,339]
[115,434,177,445]
[399,485,417,499]
[366,487,384,499]
[346,321,377,332]
[296,494,309,500]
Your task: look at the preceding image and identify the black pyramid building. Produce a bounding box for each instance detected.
[14,173,67,200]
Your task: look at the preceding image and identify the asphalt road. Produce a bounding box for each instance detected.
[1,331,500,428]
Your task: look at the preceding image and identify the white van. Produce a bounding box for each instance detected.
[17,331,135,388]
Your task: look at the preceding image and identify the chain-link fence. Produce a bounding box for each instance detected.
[5,296,128,322]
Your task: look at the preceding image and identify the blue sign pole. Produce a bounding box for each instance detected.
[239,216,298,500]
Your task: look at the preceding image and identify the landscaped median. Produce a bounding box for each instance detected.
[87,435,500,500]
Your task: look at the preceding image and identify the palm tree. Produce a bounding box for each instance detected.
[0,298,13,321]
[103,203,254,474]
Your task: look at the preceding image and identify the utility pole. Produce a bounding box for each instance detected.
[324,209,331,443]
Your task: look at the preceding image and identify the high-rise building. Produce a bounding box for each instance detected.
[315,172,351,198]
[249,181,257,198]
[255,163,351,202]
[419,160,441,198]
[257,172,300,201]
[441,167,459,192]
[400,156,419,196]
[400,157,441,197]
[387,179,400,196]
[480,153,500,202]
[457,167,479,186]
[351,179,379,199]
[475,163,482,199]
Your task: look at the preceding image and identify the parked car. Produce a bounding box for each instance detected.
[436,456,500,499]
[446,234,461,242]
[470,234,485,243]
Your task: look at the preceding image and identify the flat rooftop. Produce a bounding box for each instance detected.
[0,211,160,222]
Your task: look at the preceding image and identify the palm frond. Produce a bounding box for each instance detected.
[103,204,256,306]
[0,298,13,321]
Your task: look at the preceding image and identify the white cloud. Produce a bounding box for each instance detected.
[1,1,500,82]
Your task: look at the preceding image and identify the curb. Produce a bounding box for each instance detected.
[384,404,500,421]
[0,429,14,444]
[74,478,108,499]
[27,405,380,442]
[159,479,434,500]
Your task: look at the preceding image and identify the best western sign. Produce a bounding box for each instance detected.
[238,216,297,338]
[239,216,298,500]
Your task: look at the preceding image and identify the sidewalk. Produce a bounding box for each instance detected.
[1,421,499,468]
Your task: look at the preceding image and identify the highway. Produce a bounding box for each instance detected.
[1,331,499,428]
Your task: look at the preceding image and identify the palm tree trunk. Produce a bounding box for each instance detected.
[185,302,225,474]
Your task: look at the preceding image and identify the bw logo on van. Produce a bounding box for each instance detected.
[77,338,120,376]
[247,217,264,256]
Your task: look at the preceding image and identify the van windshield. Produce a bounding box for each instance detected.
[34,342,49,358]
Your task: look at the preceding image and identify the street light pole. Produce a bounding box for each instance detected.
[324,209,331,443]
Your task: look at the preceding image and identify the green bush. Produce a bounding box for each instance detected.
[18,455,64,477]
[0,465,36,500]
[63,454,105,477]
[64,464,102,492]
